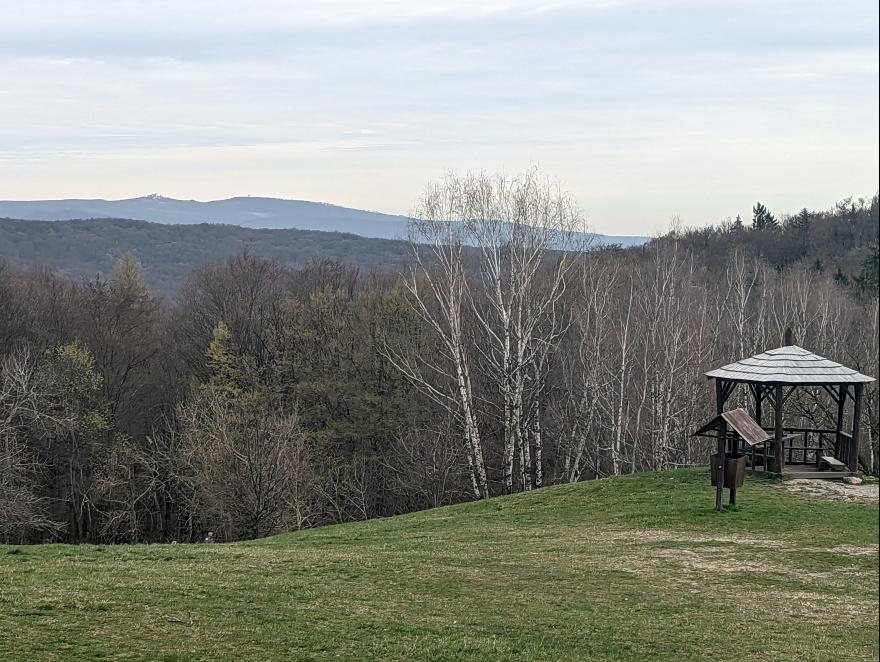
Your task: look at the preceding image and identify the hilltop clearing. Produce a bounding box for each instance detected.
[1,469,877,661]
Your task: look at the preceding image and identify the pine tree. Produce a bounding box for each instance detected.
[752,202,778,231]
[791,207,811,231]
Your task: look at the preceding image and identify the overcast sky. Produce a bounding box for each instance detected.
[1,1,877,234]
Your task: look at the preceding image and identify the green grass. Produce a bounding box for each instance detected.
[1,469,877,661]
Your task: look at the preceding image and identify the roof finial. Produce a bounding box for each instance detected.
[784,327,794,347]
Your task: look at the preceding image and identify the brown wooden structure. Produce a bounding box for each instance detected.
[694,408,768,507]
[698,329,874,510]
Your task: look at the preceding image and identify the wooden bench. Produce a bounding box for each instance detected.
[750,433,798,472]
[817,455,846,471]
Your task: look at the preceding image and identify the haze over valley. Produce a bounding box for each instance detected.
[0,194,649,244]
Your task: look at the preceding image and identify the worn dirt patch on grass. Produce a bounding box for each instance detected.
[570,529,878,581]
[782,479,879,504]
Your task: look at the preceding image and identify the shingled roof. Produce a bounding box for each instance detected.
[705,345,875,385]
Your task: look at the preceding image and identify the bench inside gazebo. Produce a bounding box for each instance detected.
[696,329,875,509]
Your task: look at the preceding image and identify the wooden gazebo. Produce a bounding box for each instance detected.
[698,330,874,509]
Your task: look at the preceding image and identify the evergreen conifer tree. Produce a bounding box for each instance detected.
[752,202,778,230]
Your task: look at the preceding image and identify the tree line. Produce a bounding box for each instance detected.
[1,173,877,544]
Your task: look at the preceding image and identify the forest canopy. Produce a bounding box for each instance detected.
[1,184,877,544]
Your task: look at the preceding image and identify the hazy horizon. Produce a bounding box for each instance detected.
[2,1,877,235]
[0,194,655,244]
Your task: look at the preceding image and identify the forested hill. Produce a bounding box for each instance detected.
[0,216,648,294]
[3,193,878,295]
[1,183,877,547]
[0,217,411,293]
[676,194,879,295]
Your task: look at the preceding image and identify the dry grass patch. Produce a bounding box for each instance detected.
[782,478,879,504]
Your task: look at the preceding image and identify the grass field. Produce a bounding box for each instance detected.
[1,469,877,661]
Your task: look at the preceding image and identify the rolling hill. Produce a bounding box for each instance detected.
[0,217,411,293]
[1,469,876,661]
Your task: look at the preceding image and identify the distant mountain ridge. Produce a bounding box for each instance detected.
[0,195,409,239]
[0,195,650,246]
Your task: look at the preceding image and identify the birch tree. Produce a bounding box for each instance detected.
[557,252,622,481]
[723,247,761,360]
[393,185,488,499]
[462,170,589,491]
[399,169,589,495]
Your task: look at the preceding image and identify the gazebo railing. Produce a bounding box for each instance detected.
[752,427,847,469]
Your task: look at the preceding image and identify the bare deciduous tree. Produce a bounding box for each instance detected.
[393,184,488,499]
[178,391,313,540]
[398,169,589,495]
[0,349,67,543]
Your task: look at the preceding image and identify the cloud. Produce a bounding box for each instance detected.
[1,0,877,233]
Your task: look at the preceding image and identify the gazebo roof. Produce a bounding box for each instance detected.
[705,345,875,385]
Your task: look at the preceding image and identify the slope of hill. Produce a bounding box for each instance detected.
[0,213,650,294]
[0,195,650,245]
[1,469,876,661]
[0,217,411,293]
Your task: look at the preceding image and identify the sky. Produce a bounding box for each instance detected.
[1,0,877,235]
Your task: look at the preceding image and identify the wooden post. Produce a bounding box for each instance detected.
[849,383,864,473]
[753,385,762,427]
[715,379,726,510]
[775,330,791,475]
[751,385,762,473]
[774,384,784,474]
[835,384,848,463]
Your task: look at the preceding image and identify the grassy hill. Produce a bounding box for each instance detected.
[1,469,877,661]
